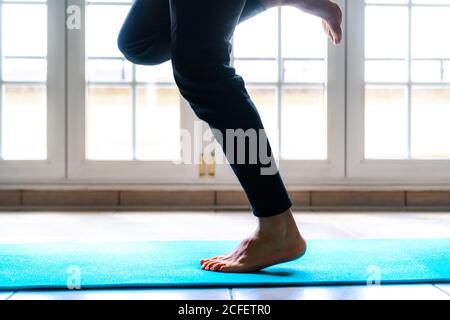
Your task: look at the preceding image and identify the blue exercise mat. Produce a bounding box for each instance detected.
[0,239,449,290]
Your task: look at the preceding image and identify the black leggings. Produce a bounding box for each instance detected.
[118,0,292,217]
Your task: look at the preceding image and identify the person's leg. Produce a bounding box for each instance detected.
[118,0,268,66]
[169,0,305,273]
[117,0,171,65]
[118,0,342,66]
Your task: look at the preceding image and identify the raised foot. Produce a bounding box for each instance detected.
[322,2,343,45]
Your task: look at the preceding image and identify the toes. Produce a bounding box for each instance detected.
[201,259,231,272]
[219,265,229,273]
[217,263,241,273]
[200,256,222,265]
[201,261,212,270]
[210,262,226,272]
[322,20,342,45]
[202,260,220,271]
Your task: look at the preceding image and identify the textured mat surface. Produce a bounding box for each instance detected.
[0,239,449,290]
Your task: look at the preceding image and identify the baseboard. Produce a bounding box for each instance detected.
[1,189,450,212]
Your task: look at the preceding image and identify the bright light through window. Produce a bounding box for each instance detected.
[365,0,450,160]
[85,4,328,162]
[0,0,47,160]
[85,0,180,161]
[234,7,328,161]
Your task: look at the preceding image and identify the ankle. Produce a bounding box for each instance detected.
[257,210,293,235]
[321,1,341,22]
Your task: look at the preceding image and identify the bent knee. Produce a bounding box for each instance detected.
[117,31,170,66]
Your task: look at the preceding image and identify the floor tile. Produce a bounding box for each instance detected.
[434,284,450,296]
[325,213,450,239]
[9,288,231,301]
[0,212,221,243]
[232,284,449,300]
[293,214,355,239]
[1,212,448,243]
[0,292,14,300]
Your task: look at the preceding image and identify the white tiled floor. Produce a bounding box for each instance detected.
[435,284,450,295]
[0,211,449,300]
[0,292,14,300]
[8,288,231,301]
[232,284,449,300]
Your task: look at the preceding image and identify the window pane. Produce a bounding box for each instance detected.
[234,60,278,83]
[2,58,47,82]
[365,60,407,83]
[87,5,130,57]
[412,87,450,159]
[1,86,47,160]
[282,7,326,59]
[86,87,133,160]
[281,87,327,160]
[365,87,408,159]
[365,6,408,59]
[1,3,47,57]
[234,8,277,58]
[284,60,326,83]
[136,62,175,83]
[412,7,450,59]
[88,59,132,83]
[136,86,180,161]
[1,2,48,161]
[87,2,182,162]
[411,60,443,83]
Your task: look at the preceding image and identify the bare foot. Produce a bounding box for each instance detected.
[261,0,343,45]
[200,210,307,273]
[321,2,343,45]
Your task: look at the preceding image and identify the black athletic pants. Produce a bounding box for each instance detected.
[118,0,292,217]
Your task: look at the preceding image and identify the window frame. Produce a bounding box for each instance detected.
[347,0,450,183]
[216,2,346,186]
[67,0,200,183]
[0,0,65,182]
[2,0,450,187]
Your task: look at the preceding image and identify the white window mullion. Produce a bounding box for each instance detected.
[277,6,283,158]
[407,0,412,160]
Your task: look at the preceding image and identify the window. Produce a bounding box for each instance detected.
[67,0,195,181]
[68,2,345,183]
[219,6,345,183]
[1,0,47,160]
[234,7,328,160]
[2,0,450,186]
[85,1,180,161]
[348,0,450,180]
[0,0,64,180]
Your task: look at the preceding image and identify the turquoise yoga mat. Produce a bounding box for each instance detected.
[0,239,449,290]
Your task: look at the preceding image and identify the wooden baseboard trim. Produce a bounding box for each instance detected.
[1,190,449,211]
